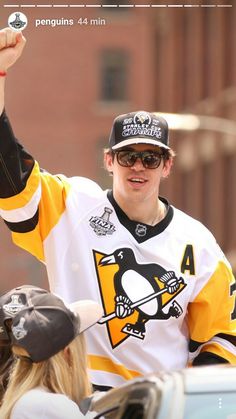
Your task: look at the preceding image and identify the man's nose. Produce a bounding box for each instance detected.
[131,157,145,170]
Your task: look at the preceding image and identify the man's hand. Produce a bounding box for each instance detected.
[0,28,26,72]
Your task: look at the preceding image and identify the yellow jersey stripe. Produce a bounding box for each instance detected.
[38,172,71,242]
[88,354,142,381]
[188,260,236,342]
[0,184,41,222]
[12,173,71,263]
[201,342,236,364]
[13,224,45,262]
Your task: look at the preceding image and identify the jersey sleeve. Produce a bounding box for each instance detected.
[0,110,70,263]
[188,242,236,365]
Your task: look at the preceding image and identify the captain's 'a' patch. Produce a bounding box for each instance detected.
[93,248,186,348]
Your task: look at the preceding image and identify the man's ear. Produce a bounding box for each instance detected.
[162,157,173,178]
[104,152,114,174]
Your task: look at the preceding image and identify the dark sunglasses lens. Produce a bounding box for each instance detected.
[142,153,161,168]
[117,151,137,167]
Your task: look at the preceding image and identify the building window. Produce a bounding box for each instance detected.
[100,50,128,102]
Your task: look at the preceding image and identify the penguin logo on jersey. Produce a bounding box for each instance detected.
[93,248,186,348]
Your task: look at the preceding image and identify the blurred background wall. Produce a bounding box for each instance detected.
[0,0,235,293]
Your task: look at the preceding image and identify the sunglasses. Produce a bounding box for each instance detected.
[115,150,164,169]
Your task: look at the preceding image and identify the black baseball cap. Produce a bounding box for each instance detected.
[0,285,49,344]
[109,110,170,150]
[11,292,103,363]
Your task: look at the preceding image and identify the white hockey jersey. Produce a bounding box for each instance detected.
[0,111,235,388]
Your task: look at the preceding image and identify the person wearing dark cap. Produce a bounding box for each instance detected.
[0,287,102,418]
[0,285,49,404]
[0,28,235,392]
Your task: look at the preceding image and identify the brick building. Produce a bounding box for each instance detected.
[155,1,236,268]
[0,0,235,292]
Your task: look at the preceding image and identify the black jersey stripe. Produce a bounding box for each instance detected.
[216,333,236,347]
[4,209,39,233]
[0,111,35,198]
[193,351,229,365]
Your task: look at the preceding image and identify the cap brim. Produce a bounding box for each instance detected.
[69,300,103,333]
[112,138,170,150]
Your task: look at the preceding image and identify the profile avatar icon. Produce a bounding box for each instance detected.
[8,12,28,31]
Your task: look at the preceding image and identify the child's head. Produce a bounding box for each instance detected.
[0,286,103,417]
[0,285,49,345]
[10,292,102,363]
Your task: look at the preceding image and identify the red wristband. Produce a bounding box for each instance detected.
[0,71,6,77]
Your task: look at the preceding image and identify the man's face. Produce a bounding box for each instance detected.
[105,144,172,206]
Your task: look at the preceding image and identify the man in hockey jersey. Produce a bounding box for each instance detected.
[0,28,235,390]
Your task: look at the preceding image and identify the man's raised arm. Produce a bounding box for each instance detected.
[0,28,26,114]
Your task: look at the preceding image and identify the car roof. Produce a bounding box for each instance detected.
[90,366,236,419]
[180,365,236,393]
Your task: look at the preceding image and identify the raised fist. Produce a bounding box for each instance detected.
[0,28,26,71]
[115,295,134,319]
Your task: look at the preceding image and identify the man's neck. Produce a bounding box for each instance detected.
[112,192,167,226]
